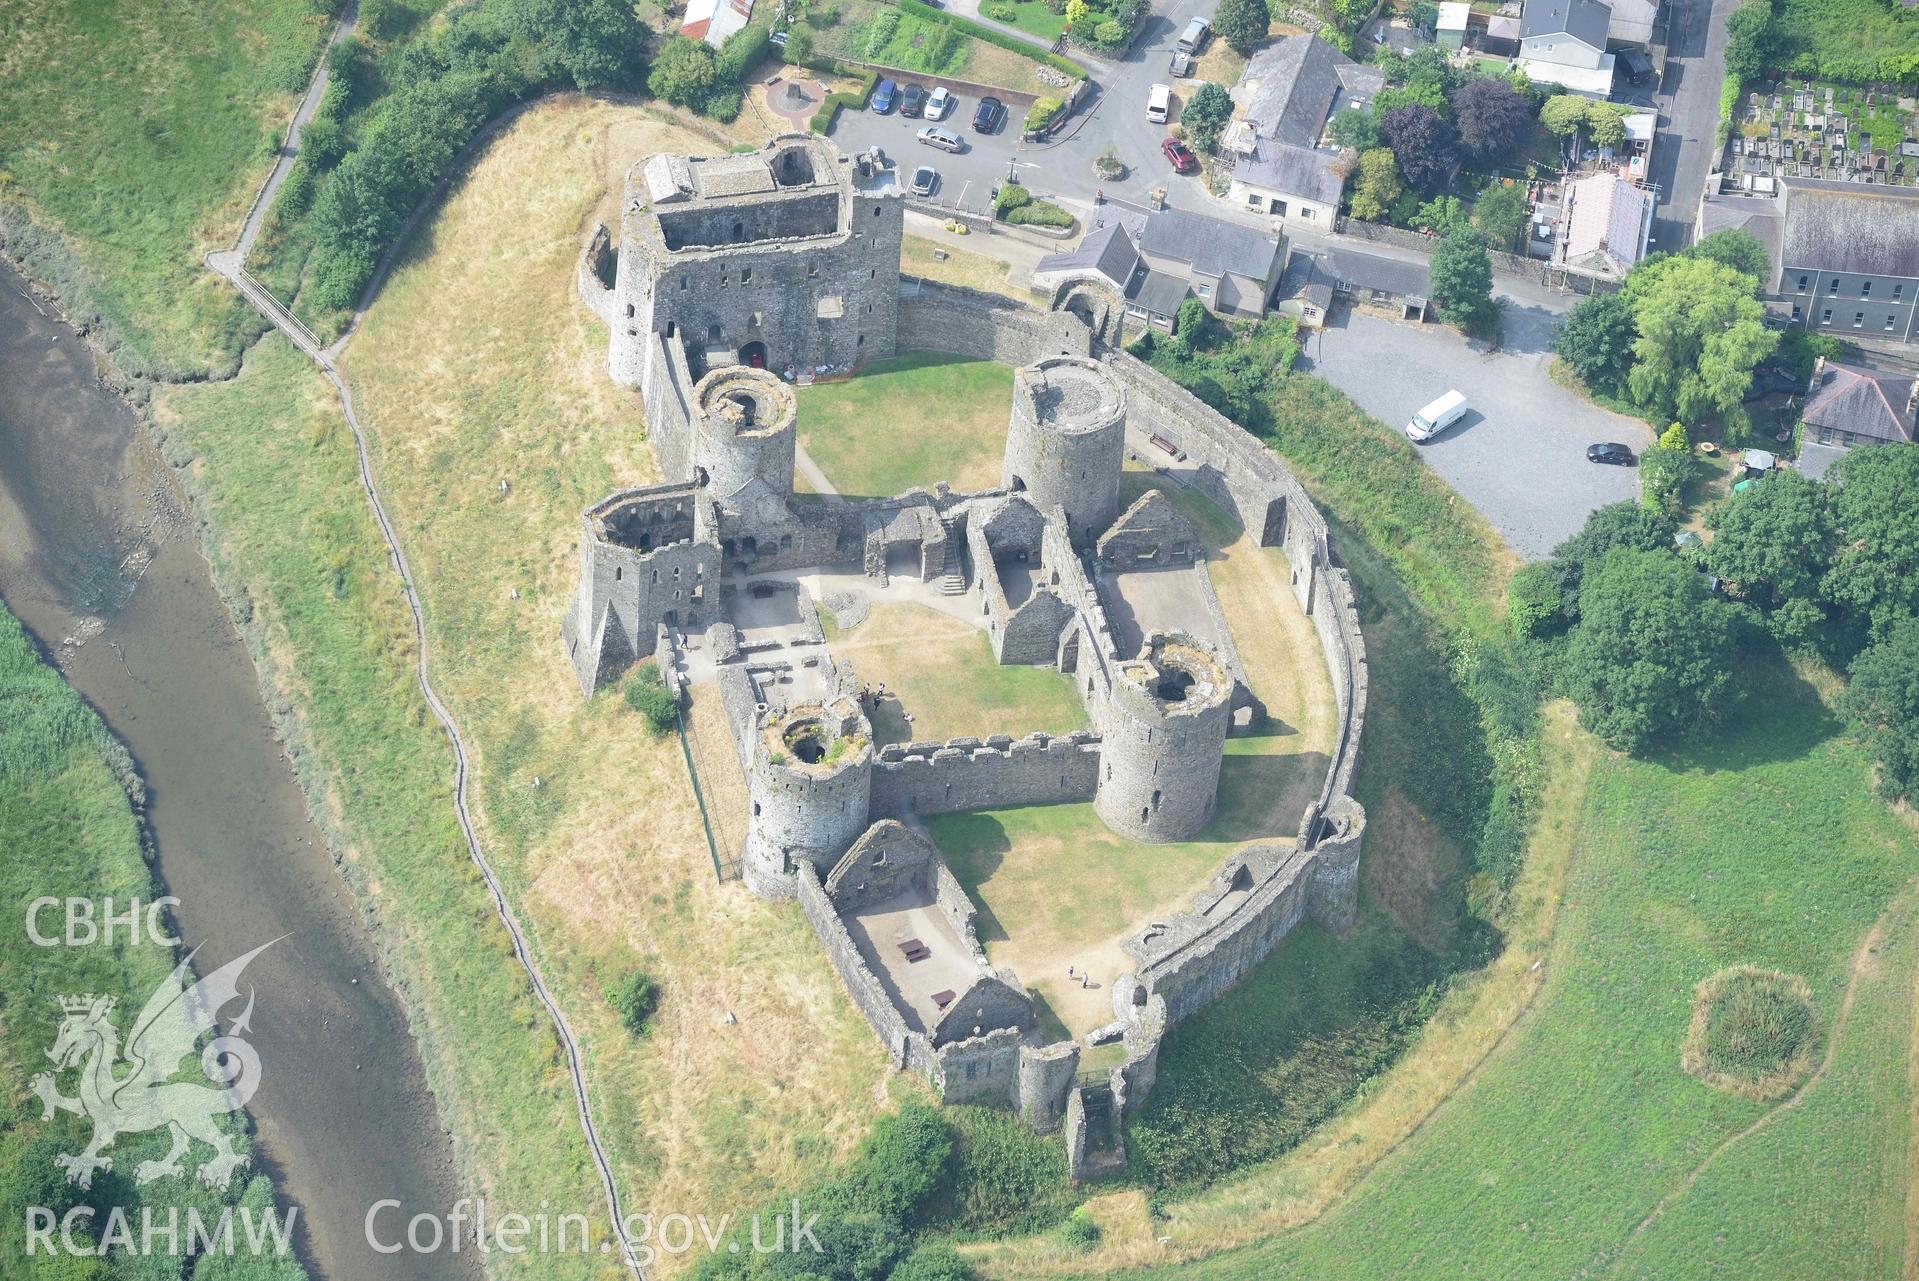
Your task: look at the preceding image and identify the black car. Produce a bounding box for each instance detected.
[1586,442,1636,466]
[972,95,1004,134]
[900,83,927,117]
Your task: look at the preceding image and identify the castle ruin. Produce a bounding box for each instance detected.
[571,135,1370,1175]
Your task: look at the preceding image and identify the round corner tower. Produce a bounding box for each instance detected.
[1094,632,1232,843]
[1003,356,1126,547]
[692,366,797,502]
[744,697,874,898]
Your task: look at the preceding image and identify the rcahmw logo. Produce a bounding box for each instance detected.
[28,1204,297,1259]
[30,940,279,1192]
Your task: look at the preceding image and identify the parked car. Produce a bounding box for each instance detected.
[925,86,954,120]
[917,126,965,154]
[972,95,1004,134]
[1586,442,1636,466]
[901,83,927,117]
[1406,390,1468,443]
[1161,136,1198,174]
[1147,82,1172,124]
[872,79,897,113]
[910,165,939,197]
[1175,15,1210,53]
[1168,49,1194,77]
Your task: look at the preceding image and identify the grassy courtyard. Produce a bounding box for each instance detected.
[0,0,329,376]
[823,601,1086,743]
[796,351,1015,497]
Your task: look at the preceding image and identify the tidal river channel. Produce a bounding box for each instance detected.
[0,261,477,1281]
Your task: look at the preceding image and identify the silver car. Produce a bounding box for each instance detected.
[916,126,965,154]
[910,165,939,197]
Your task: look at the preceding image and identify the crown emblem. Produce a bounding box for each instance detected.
[58,994,114,1016]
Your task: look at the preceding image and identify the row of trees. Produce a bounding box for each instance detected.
[1553,230,1780,438]
[298,0,647,314]
[1329,48,1538,207]
[648,24,769,121]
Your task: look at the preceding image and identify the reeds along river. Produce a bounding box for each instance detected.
[0,261,477,1281]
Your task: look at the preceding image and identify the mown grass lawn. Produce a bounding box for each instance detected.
[980,0,1068,44]
[0,0,330,376]
[796,351,1014,497]
[1151,670,1917,1280]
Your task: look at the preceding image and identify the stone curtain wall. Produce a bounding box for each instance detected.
[897,279,1092,365]
[641,333,698,480]
[796,861,920,1068]
[870,731,1103,817]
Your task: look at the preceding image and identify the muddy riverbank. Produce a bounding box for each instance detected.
[0,261,477,1281]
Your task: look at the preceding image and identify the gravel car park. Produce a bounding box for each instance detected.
[1306,310,1653,558]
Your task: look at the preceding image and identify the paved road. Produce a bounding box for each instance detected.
[1303,308,1654,559]
[1644,0,1740,251]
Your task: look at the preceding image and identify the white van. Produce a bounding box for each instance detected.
[1406,390,1468,443]
[1146,83,1172,124]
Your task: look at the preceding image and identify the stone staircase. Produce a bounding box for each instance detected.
[935,516,968,595]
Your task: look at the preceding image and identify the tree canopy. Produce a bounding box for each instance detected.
[1348,146,1404,221]
[1328,106,1381,151]
[1554,290,1637,391]
[1822,444,1919,642]
[1705,468,1834,645]
[1548,500,1678,620]
[1430,225,1494,326]
[1214,0,1271,54]
[1182,81,1234,151]
[1380,103,1459,191]
[1451,76,1532,163]
[647,36,717,107]
[1686,228,1772,287]
[1622,255,1778,433]
[1563,547,1740,752]
[508,0,646,89]
[1842,619,1919,803]
[1725,0,1778,81]
[1471,179,1528,252]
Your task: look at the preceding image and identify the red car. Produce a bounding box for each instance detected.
[1162,137,1198,174]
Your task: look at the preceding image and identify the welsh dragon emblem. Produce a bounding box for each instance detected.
[30,940,278,1190]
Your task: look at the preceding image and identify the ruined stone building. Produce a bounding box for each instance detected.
[569,135,1370,1174]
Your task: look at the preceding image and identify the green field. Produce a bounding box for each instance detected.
[0,0,330,376]
[796,352,1016,497]
[1774,0,1919,85]
[0,606,306,1277]
[1150,670,1916,1279]
[978,0,1069,44]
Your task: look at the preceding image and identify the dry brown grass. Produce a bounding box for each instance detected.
[967,702,1597,1277]
[901,233,1023,301]
[336,98,891,1262]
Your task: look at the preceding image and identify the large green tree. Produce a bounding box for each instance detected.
[647,37,717,107]
[1549,501,1678,620]
[1822,444,1919,641]
[1214,0,1271,54]
[1705,467,1834,646]
[1348,147,1404,221]
[1686,228,1772,286]
[1724,0,1777,80]
[1554,290,1637,391]
[509,0,646,88]
[1841,619,1919,802]
[1623,255,1778,433]
[1430,225,1494,326]
[1564,547,1740,752]
[1181,81,1234,152]
[1471,179,1528,252]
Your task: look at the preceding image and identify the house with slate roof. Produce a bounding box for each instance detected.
[1797,359,1917,478]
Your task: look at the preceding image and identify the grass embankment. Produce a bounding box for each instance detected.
[796,352,1014,497]
[824,601,1086,743]
[1150,673,1916,1280]
[902,234,1024,303]
[161,102,894,1272]
[0,606,305,1278]
[0,0,330,376]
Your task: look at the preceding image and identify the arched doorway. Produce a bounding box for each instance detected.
[739,340,768,369]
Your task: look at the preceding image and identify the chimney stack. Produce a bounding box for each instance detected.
[1810,354,1826,396]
